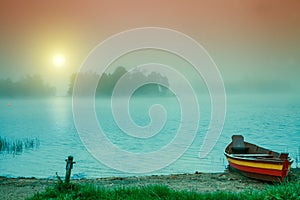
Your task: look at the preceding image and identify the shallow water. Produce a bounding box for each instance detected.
[0,94,299,178]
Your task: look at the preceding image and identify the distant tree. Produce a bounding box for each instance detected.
[142,71,170,96]
[0,75,56,97]
[67,66,171,97]
[67,73,77,96]
[97,66,127,96]
[67,72,100,96]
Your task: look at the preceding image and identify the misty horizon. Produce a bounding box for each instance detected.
[0,72,298,97]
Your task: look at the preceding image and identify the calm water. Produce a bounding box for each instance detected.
[0,94,299,178]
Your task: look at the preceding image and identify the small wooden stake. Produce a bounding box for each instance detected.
[65,156,75,184]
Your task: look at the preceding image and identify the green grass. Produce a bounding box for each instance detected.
[28,180,300,200]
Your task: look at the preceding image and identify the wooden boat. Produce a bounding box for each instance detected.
[224,135,293,182]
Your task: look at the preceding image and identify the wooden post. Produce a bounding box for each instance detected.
[65,156,75,184]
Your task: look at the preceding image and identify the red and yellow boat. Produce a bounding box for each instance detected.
[224,135,293,182]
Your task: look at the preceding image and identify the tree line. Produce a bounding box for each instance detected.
[68,66,172,97]
[0,66,171,97]
[0,75,56,97]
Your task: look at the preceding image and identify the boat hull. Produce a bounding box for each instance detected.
[226,155,291,182]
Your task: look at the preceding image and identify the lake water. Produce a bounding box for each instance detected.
[0,94,299,178]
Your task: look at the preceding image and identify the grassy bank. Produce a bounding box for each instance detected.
[28,179,299,200]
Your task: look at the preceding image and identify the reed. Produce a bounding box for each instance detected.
[0,137,39,154]
[293,146,300,168]
[297,146,300,168]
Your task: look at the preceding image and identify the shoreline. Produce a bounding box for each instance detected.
[1,169,299,200]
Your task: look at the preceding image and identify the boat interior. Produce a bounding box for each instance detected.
[225,135,290,161]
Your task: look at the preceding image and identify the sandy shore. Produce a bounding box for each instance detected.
[0,169,299,200]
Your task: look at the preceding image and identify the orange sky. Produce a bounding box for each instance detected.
[0,0,300,94]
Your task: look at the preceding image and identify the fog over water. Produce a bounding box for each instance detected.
[0,93,299,178]
[1,0,299,178]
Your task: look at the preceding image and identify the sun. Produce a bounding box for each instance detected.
[53,54,65,67]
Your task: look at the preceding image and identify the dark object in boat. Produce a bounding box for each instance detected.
[224,135,293,182]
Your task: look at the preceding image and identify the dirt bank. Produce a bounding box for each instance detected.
[1,169,299,200]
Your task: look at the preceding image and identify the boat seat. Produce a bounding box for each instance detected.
[231,135,249,154]
[232,154,273,158]
[231,147,250,154]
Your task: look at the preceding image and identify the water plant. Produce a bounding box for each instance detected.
[0,136,39,154]
[296,146,300,168]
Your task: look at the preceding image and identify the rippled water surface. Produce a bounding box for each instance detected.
[0,94,299,178]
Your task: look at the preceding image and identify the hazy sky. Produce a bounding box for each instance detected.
[0,0,299,95]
